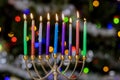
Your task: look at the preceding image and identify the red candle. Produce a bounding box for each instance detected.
[76,11,80,55]
[30,13,35,56]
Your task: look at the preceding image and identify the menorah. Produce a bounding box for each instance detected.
[23,11,87,80]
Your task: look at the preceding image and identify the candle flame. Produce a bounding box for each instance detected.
[47,13,50,20]
[84,18,86,22]
[69,18,72,23]
[30,13,34,19]
[40,16,42,22]
[62,13,64,21]
[76,11,80,18]
[55,14,58,22]
[23,14,27,20]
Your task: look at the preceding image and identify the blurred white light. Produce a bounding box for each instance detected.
[0,58,7,64]
[88,50,94,58]
[109,70,115,76]
[28,63,32,68]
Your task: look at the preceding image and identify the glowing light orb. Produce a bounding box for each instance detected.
[93,0,99,7]
[83,67,89,74]
[15,16,21,22]
[8,32,14,37]
[103,66,109,72]
[113,17,119,24]
[64,17,69,23]
[117,31,120,37]
[11,36,17,43]
[49,46,53,53]
[0,44,2,51]
[65,49,69,55]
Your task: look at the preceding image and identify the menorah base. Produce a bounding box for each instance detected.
[24,55,86,80]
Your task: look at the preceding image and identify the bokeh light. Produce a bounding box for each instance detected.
[96,23,101,28]
[0,44,2,51]
[26,36,30,41]
[107,23,113,29]
[49,46,53,53]
[15,16,21,22]
[11,36,17,43]
[64,17,69,23]
[35,42,39,48]
[83,67,89,74]
[93,0,99,7]
[103,66,109,72]
[65,49,69,55]
[22,9,30,15]
[4,76,10,80]
[113,17,119,24]
[72,46,76,51]
[0,27,2,32]
[117,31,120,37]
[8,32,14,37]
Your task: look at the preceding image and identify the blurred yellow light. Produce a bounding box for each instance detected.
[8,32,14,37]
[34,26,37,31]
[26,36,29,41]
[65,49,69,55]
[49,46,53,53]
[118,31,120,37]
[0,27,2,32]
[93,0,99,7]
[103,66,109,72]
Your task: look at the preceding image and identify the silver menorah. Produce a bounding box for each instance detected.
[23,12,87,80]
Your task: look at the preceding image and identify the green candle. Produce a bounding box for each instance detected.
[23,14,27,56]
[83,18,87,56]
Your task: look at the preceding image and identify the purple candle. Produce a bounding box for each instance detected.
[46,13,50,55]
[38,16,42,55]
[61,14,65,55]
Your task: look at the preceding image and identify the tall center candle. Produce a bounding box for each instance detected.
[69,18,72,56]
[83,18,87,56]
[53,14,59,54]
[76,11,80,55]
[30,13,35,56]
[38,16,42,55]
[46,13,50,55]
[23,14,27,56]
[61,14,65,55]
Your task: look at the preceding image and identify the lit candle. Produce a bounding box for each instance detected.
[38,16,42,55]
[23,14,27,56]
[69,18,72,56]
[53,14,59,54]
[30,13,35,56]
[76,11,80,55]
[61,14,65,55]
[83,18,87,56]
[46,13,50,55]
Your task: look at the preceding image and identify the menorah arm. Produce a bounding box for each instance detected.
[63,60,71,73]
[38,60,48,74]
[46,60,53,69]
[32,60,42,79]
[58,60,64,70]
[68,60,78,79]
[25,60,38,80]
[79,60,85,76]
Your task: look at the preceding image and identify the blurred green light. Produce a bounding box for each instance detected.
[64,17,69,23]
[113,18,119,24]
[96,23,101,28]
[83,67,89,74]
[0,44,2,51]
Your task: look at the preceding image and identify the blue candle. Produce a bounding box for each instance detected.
[53,14,59,54]
[38,16,42,55]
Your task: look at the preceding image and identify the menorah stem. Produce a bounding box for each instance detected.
[53,62,58,80]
